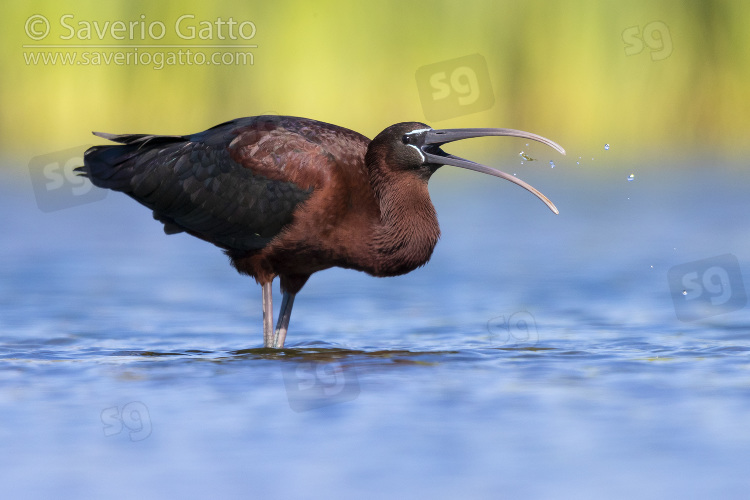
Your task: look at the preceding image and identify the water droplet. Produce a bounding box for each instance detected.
[513,173,517,176]
[682,290,687,296]
[627,174,635,181]
[650,265,654,269]
[604,144,610,150]
[519,151,535,161]
[576,161,580,165]
[549,161,555,168]
[591,157,594,161]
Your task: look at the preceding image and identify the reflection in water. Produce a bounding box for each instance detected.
[2,168,750,498]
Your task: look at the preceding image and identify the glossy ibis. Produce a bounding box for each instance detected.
[77,116,564,348]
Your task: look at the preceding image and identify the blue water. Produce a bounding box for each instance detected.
[3,160,750,499]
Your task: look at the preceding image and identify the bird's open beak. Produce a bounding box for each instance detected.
[414,128,566,215]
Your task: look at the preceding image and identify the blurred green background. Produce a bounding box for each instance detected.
[3,0,748,166]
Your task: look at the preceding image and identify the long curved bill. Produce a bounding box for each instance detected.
[419,128,566,215]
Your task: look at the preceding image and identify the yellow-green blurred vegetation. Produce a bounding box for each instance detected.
[2,0,749,164]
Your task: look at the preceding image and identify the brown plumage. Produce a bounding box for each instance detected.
[77,115,564,348]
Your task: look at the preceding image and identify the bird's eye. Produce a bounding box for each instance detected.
[401,135,410,145]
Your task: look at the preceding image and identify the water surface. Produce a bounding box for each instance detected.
[2,163,750,499]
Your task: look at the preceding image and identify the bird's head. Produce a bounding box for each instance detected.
[367,122,565,214]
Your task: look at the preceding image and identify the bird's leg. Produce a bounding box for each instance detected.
[272,292,296,349]
[262,282,274,348]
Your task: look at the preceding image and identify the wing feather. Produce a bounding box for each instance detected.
[76,117,328,251]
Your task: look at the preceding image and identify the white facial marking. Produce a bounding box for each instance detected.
[404,128,432,136]
[407,144,425,162]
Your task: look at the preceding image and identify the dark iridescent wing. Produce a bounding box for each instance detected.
[77,117,332,251]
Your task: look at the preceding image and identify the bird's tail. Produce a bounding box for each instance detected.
[75,131,186,192]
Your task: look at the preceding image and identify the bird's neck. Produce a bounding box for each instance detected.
[367,171,441,277]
